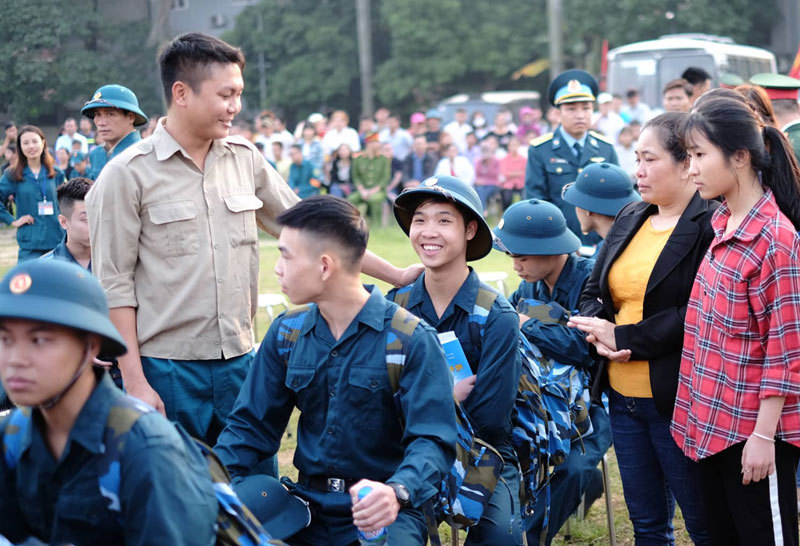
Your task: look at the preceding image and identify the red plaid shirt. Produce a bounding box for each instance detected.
[672,190,800,461]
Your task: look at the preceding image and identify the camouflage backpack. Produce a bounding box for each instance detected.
[2,397,284,546]
[275,303,504,537]
[391,284,592,537]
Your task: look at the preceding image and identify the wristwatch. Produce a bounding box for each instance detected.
[388,482,411,509]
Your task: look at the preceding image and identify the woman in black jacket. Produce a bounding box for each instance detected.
[569,112,715,545]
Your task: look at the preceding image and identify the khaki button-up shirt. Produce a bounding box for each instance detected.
[87,119,299,360]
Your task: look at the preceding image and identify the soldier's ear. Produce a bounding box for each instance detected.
[465,219,477,241]
[171,81,190,107]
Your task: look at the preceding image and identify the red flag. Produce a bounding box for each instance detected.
[600,39,609,91]
[789,43,800,79]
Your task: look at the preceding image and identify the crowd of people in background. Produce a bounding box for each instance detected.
[4,27,800,546]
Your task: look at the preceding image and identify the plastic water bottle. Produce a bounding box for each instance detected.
[356,486,389,545]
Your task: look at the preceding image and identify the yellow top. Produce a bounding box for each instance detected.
[606,217,675,398]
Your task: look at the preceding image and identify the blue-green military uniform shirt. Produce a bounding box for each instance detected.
[509,254,595,368]
[215,287,457,507]
[525,127,619,243]
[387,269,520,462]
[0,167,65,256]
[41,234,92,272]
[288,159,320,200]
[0,372,218,545]
[88,129,141,180]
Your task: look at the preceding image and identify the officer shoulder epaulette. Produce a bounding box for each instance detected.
[588,130,614,145]
[531,132,554,147]
[117,140,154,166]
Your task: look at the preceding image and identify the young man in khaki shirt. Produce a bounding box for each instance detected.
[86,33,420,447]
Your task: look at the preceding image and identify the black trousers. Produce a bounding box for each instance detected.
[699,439,800,546]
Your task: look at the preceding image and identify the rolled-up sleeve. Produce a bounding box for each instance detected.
[86,162,142,309]
[389,323,457,506]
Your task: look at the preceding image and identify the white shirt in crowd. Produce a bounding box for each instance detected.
[379,127,413,161]
[55,132,89,154]
[615,143,637,181]
[322,126,361,156]
[443,120,473,154]
[434,155,475,185]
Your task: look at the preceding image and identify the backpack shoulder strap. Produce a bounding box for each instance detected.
[467,282,500,348]
[385,305,421,393]
[276,304,314,367]
[387,284,414,310]
[2,408,32,470]
[98,395,153,512]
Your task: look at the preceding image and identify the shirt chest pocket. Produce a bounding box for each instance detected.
[285,366,322,425]
[348,367,392,429]
[711,277,755,336]
[223,194,262,247]
[544,163,575,188]
[147,200,200,258]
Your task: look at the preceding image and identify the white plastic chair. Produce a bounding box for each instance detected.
[478,271,509,296]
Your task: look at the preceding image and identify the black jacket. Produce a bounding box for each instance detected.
[579,192,719,417]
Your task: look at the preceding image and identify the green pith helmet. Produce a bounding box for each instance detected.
[0,260,126,357]
[493,199,581,256]
[562,162,640,217]
[81,84,148,127]
[393,175,492,261]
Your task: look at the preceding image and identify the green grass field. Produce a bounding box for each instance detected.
[0,223,694,545]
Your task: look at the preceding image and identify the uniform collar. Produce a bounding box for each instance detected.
[151,117,234,162]
[106,129,141,157]
[550,254,579,297]
[711,188,778,243]
[557,126,587,150]
[301,285,388,337]
[406,268,480,315]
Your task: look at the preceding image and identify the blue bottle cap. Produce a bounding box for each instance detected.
[357,486,373,500]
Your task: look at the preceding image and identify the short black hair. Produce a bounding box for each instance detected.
[681,67,711,85]
[57,177,93,217]
[277,196,368,270]
[626,89,639,98]
[289,144,302,152]
[158,32,246,106]
[4,122,15,130]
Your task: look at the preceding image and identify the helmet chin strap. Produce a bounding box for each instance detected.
[39,344,93,410]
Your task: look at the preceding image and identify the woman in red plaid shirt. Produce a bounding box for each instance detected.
[672,94,800,545]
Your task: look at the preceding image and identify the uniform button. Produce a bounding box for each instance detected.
[370,380,378,388]
[327,429,334,435]
[214,243,219,249]
[329,389,335,397]
[331,350,338,357]
[292,379,299,387]
[218,279,223,284]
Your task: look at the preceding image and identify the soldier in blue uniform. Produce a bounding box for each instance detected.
[0,259,218,545]
[562,162,641,250]
[41,177,93,271]
[493,199,612,545]
[81,84,148,179]
[215,196,457,545]
[525,70,619,244]
[388,175,524,545]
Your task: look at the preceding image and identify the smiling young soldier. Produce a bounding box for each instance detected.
[387,175,523,545]
[81,84,149,179]
[525,70,619,244]
[86,33,421,453]
[215,196,456,544]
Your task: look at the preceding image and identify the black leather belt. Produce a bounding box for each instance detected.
[298,473,359,493]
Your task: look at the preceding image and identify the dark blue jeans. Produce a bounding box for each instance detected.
[608,390,709,546]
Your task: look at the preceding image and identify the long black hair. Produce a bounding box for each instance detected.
[680,96,800,229]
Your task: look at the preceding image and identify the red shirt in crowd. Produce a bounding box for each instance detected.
[473,156,500,187]
[672,189,800,461]
[499,152,526,190]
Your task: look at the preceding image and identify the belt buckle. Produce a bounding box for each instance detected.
[327,478,346,493]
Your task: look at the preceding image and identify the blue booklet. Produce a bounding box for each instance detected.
[437,331,473,383]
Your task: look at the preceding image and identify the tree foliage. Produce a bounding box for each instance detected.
[0,0,162,124]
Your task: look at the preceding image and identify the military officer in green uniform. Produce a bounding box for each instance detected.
[525,69,619,243]
[81,84,148,179]
[348,131,390,225]
[751,73,800,164]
